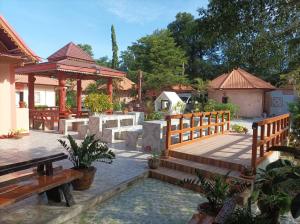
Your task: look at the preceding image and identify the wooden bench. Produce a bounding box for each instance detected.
[0,153,82,208]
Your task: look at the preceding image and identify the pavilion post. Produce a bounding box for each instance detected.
[76,79,82,117]
[28,75,36,111]
[58,72,67,115]
[107,77,113,103]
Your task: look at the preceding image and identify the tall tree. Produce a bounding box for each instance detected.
[77,44,94,57]
[120,29,188,90]
[111,25,119,69]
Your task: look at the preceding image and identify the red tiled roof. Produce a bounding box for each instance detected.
[170,84,194,92]
[15,74,58,86]
[0,15,40,62]
[210,68,275,89]
[48,42,94,62]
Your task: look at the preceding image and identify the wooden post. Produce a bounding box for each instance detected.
[266,123,271,150]
[28,75,36,110]
[165,116,171,157]
[200,114,203,138]
[276,120,280,144]
[252,123,258,172]
[76,79,82,117]
[107,77,113,103]
[190,114,194,140]
[179,117,183,143]
[260,125,265,157]
[215,112,219,134]
[208,114,211,135]
[272,121,276,146]
[221,112,225,134]
[58,72,66,114]
[227,111,230,131]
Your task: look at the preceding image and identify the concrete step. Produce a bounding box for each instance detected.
[169,150,244,172]
[160,157,246,182]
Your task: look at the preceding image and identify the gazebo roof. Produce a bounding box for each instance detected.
[48,42,94,63]
[16,42,125,79]
[0,15,39,63]
[210,68,275,90]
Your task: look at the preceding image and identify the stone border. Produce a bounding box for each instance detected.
[47,171,149,224]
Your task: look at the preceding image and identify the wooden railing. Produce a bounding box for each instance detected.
[251,113,290,170]
[165,111,230,153]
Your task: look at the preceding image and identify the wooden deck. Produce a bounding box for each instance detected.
[171,133,253,168]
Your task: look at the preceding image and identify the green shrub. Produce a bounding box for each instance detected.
[145,111,163,121]
[231,124,248,134]
[204,99,239,118]
[84,93,112,113]
[113,102,125,111]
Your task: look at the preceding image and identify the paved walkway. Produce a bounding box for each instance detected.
[0,130,149,224]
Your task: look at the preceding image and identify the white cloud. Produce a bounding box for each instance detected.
[97,0,166,24]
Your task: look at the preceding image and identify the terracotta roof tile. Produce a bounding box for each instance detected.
[15,74,58,86]
[210,68,275,89]
[47,42,94,62]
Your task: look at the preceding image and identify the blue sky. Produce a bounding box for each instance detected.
[0,0,208,60]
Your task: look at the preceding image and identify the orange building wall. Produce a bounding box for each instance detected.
[0,63,16,135]
[208,89,264,117]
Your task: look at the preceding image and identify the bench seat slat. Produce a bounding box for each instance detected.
[0,169,82,208]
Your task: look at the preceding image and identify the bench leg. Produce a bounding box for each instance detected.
[46,187,63,203]
[61,183,75,207]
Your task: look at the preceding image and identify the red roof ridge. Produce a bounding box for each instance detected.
[236,68,256,88]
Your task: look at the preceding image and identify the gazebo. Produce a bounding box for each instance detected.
[16,42,125,117]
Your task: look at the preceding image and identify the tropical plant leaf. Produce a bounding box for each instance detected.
[291,193,300,219]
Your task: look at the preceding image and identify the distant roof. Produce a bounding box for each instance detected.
[169,84,194,92]
[48,42,94,63]
[81,77,136,91]
[210,68,275,89]
[15,74,58,86]
[0,15,39,63]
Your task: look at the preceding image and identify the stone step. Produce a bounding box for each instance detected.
[160,157,246,181]
[149,167,202,192]
[169,150,244,172]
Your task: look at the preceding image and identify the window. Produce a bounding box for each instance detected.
[35,92,41,104]
[222,96,229,104]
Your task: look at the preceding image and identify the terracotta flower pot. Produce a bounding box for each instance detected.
[72,166,96,190]
[148,158,160,169]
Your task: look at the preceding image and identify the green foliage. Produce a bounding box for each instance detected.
[181,170,249,215]
[111,25,119,69]
[145,111,163,121]
[231,124,248,134]
[77,43,94,57]
[120,29,188,90]
[96,56,111,67]
[113,101,125,111]
[224,208,266,224]
[66,90,76,108]
[288,99,300,147]
[84,93,112,113]
[204,100,239,118]
[165,1,300,83]
[58,135,115,169]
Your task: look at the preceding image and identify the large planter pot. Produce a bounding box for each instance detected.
[72,166,97,191]
[148,158,160,169]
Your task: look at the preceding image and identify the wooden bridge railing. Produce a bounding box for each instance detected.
[251,113,290,171]
[165,111,230,154]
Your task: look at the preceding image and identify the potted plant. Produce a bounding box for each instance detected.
[19,101,27,108]
[240,166,255,180]
[58,134,115,190]
[144,146,160,169]
[181,170,250,218]
[84,93,113,116]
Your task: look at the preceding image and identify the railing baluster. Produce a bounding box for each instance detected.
[272,121,276,146]
[200,115,203,138]
[227,111,230,131]
[276,120,280,144]
[165,115,171,155]
[208,113,211,135]
[260,125,265,157]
